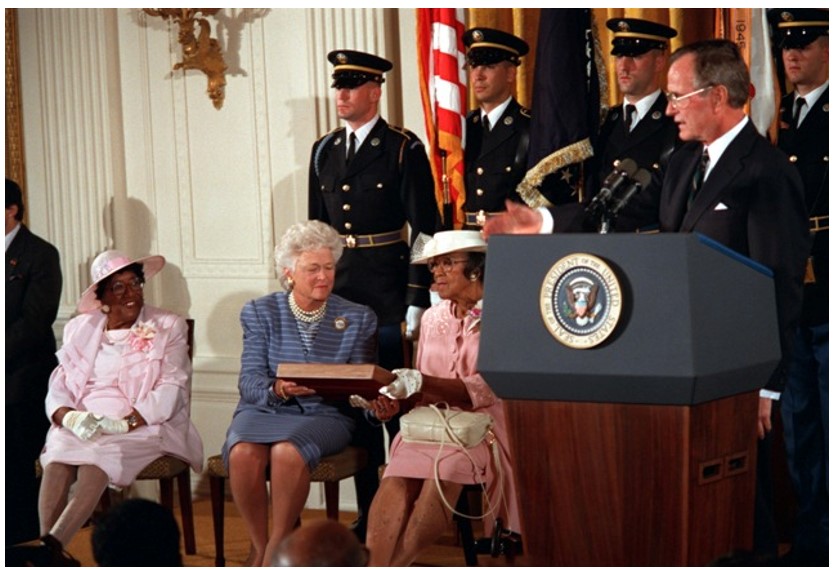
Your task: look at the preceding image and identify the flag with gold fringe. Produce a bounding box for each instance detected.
[417,8,468,229]
[517,8,607,208]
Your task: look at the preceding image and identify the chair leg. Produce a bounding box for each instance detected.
[160,477,174,509]
[175,470,196,555]
[456,490,479,566]
[323,481,339,520]
[210,476,226,567]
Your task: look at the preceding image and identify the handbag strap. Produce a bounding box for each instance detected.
[429,403,506,521]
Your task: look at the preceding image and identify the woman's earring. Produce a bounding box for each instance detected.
[286,277,294,290]
[469,273,479,282]
[100,304,111,314]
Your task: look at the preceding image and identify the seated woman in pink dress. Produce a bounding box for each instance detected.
[30,250,203,565]
[364,230,520,566]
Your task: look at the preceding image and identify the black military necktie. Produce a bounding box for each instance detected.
[346,132,357,165]
[688,147,710,209]
[624,104,636,133]
[791,97,806,130]
[482,114,491,134]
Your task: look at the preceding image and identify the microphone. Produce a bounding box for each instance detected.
[586,158,638,217]
[609,168,652,216]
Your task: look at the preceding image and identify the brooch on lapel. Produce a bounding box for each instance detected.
[129,321,157,353]
[334,317,348,331]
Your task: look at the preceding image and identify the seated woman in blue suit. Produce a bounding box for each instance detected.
[222,220,378,566]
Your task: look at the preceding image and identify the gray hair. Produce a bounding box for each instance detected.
[274,220,343,290]
[670,39,750,109]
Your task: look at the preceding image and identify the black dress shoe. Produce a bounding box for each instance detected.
[5,534,80,567]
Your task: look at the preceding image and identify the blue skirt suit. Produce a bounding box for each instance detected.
[222,292,377,470]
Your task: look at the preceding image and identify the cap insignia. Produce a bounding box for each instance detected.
[472,30,484,42]
[336,52,348,64]
[617,20,631,32]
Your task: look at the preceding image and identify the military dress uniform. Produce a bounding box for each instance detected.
[462,27,530,229]
[589,93,678,200]
[769,8,829,564]
[463,100,530,228]
[587,18,679,201]
[308,118,439,328]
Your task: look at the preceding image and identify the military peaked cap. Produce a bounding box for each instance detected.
[606,18,677,57]
[768,8,829,49]
[463,27,529,67]
[328,50,392,89]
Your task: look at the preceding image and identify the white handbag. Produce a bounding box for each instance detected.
[400,403,493,448]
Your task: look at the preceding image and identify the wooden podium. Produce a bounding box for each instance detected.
[479,234,781,566]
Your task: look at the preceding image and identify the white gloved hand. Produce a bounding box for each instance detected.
[97,416,129,435]
[379,368,423,400]
[404,306,426,340]
[61,410,102,441]
[348,394,373,410]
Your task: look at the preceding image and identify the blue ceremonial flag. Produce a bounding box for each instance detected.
[517,8,606,207]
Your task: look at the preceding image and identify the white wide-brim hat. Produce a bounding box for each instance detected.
[77,250,165,313]
[410,230,487,265]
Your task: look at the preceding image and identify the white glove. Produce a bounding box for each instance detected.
[61,410,102,441]
[348,394,373,410]
[379,368,423,400]
[405,306,426,340]
[97,416,129,435]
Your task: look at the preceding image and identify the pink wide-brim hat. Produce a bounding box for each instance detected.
[77,250,165,313]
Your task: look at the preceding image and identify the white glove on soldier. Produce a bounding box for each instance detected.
[404,306,426,340]
[61,410,102,441]
[97,416,129,435]
[379,368,423,400]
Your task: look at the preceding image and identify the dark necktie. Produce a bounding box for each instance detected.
[792,97,806,130]
[346,132,357,165]
[688,148,710,209]
[482,115,491,134]
[624,104,636,132]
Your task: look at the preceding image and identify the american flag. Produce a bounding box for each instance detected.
[417,8,467,229]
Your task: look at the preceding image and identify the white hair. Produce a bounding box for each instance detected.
[274,220,343,290]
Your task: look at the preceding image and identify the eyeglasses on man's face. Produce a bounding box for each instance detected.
[665,85,712,109]
[111,277,144,297]
[427,257,469,273]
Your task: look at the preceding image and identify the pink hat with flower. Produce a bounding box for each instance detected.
[77,250,165,313]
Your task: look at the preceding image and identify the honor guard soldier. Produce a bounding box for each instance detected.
[768,9,829,566]
[308,49,440,541]
[462,28,530,229]
[587,18,680,200]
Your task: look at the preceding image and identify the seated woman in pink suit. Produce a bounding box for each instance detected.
[33,250,203,565]
[364,230,520,566]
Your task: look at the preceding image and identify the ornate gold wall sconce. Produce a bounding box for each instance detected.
[143,8,228,109]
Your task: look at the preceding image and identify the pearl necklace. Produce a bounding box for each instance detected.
[288,293,327,323]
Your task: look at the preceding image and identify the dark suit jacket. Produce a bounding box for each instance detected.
[308,118,441,325]
[552,120,809,392]
[586,92,679,200]
[464,99,530,218]
[6,224,62,406]
[777,88,828,326]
